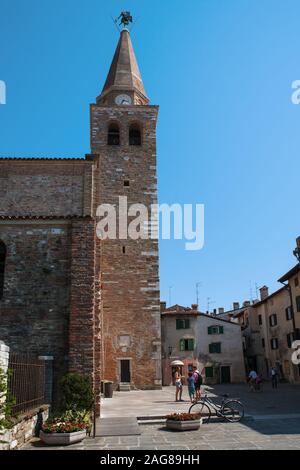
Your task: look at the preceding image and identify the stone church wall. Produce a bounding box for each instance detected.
[0,160,94,217]
[0,221,71,403]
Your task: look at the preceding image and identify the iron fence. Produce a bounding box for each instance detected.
[8,353,45,416]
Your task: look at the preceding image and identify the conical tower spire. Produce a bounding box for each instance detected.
[97,29,149,105]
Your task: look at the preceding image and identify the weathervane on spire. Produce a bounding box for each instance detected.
[116,11,133,29]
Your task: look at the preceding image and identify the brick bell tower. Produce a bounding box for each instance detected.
[90,25,162,389]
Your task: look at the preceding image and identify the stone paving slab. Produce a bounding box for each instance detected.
[96,417,140,437]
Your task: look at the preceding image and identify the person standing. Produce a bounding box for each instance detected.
[271,367,278,389]
[248,369,258,392]
[187,372,196,403]
[174,367,183,402]
[192,366,202,401]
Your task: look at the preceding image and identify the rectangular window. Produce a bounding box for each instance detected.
[208,325,224,335]
[188,364,194,373]
[287,332,296,349]
[258,315,262,325]
[270,338,279,350]
[209,342,221,354]
[295,277,299,287]
[180,338,194,351]
[262,338,265,348]
[176,319,190,330]
[286,306,293,321]
[205,367,214,378]
[269,314,277,327]
[296,296,300,313]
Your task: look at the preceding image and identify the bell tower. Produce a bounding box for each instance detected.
[90,22,162,389]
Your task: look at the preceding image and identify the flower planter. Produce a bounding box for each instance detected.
[40,429,87,446]
[166,418,202,431]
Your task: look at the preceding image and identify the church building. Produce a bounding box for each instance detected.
[0,25,162,413]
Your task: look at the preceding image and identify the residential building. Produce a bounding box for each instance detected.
[161,303,245,386]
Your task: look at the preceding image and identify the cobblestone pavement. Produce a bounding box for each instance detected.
[25,417,300,450]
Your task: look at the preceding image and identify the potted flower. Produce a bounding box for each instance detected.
[40,417,88,445]
[40,409,91,445]
[165,412,202,431]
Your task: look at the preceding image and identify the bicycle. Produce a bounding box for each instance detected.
[188,393,245,423]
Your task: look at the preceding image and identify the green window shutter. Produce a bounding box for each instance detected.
[209,343,213,353]
[205,367,213,378]
[296,296,300,313]
[179,339,185,351]
[187,339,194,351]
[216,342,221,353]
[185,319,190,329]
[208,326,212,335]
[219,326,224,334]
[176,319,183,329]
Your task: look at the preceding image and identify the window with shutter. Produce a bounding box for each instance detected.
[205,367,213,378]
[296,296,300,313]
[209,342,221,354]
[179,339,185,351]
[208,326,212,335]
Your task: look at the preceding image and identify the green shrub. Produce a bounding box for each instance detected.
[60,373,94,412]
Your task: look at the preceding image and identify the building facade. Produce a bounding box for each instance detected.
[161,303,245,386]
[0,28,162,411]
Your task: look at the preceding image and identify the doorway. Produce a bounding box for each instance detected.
[120,359,131,383]
[221,366,231,384]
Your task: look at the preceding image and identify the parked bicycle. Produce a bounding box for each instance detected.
[189,393,245,423]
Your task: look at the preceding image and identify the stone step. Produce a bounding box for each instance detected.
[119,383,131,392]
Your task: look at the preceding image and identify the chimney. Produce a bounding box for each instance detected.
[191,304,198,311]
[218,307,225,314]
[296,236,300,248]
[160,301,167,312]
[233,302,240,310]
[243,301,251,307]
[259,286,269,301]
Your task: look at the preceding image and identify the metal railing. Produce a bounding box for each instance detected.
[8,353,45,416]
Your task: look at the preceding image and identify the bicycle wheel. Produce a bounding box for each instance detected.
[188,401,211,424]
[222,400,244,422]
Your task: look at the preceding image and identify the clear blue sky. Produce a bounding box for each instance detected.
[0,0,299,311]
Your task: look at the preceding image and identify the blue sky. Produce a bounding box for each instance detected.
[0,0,299,311]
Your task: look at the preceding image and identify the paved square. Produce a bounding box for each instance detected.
[23,383,300,450]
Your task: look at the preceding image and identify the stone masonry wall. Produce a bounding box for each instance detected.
[0,160,94,217]
[91,104,162,389]
[0,221,71,403]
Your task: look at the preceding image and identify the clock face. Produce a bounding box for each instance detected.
[115,94,132,105]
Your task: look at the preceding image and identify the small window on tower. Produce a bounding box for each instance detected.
[122,246,126,254]
[129,124,141,146]
[108,123,120,145]
[124,180,130,187]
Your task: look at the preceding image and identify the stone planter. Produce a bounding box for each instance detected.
[40,429,87,446]
[166,418,202,431]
